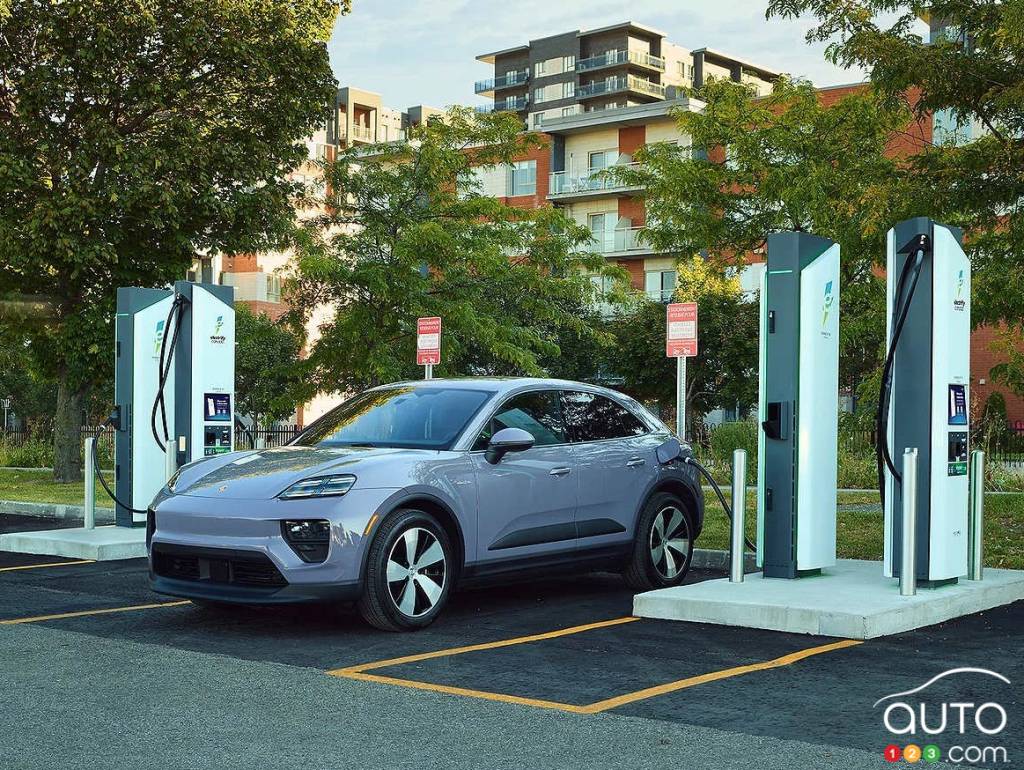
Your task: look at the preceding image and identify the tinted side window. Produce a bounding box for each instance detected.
[473,391,567,449]
[561,391,646,442]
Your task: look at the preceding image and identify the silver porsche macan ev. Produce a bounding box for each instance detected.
[148,378,705,631]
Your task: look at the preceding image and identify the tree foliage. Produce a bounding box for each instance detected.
[768,0,1024,391]
[287,109,624,396]
[613,78,909,396]
[0,0,341,478]
[234,304,305,428]
[608,257,759,432]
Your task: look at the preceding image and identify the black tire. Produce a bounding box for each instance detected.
[357,508,454,632]
[623,492,694,591]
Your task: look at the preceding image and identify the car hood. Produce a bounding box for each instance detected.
[174,445,430,500]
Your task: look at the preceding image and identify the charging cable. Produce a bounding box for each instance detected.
[683,455,757,553]
[151,293,189,452]
[876,239,927,506]
[92,418,149,515]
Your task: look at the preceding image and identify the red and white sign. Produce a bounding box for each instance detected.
[416,317,441,366]
[666,302,698,358]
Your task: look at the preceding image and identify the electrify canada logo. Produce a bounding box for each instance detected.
[153,319,165,358]
[210,315,226,345]
[820,280,835,337]
[878,668,1010,765]
[953,269,967,312]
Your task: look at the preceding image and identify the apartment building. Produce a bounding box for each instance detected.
[474,21,778,129]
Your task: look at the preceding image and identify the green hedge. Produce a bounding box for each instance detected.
[0,438,114,470]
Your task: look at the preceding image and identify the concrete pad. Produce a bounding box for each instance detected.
[0,526,146,561]
[634,559,1024,639]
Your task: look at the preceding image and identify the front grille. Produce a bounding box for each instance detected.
[152,545,287,588]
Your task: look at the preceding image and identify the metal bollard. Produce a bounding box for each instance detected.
[83,437,96,530]
[969,450,985,581]
[165,439,178,482]
[730,448,747,583]
[900,447,918,597]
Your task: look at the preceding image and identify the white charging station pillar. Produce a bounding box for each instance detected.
[882,219,970,584]
[757,232,840,578]
[171,281,235,465]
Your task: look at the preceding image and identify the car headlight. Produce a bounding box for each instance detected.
[278,474,356,500]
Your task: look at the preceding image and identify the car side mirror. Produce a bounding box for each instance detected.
[485,427,535,465]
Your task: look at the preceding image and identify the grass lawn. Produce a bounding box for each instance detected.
[696,489,1024,570]
[0,468,114,507]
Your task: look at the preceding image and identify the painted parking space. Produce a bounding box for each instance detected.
[2,515,1021,762]
[331,617,862,714]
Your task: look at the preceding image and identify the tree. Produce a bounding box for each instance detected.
[234,305,305,428]
[608,257,759,434]
[768,0,1024,393]
[612,77,914,399]
[286,109,623,396]
[0,0,341,481]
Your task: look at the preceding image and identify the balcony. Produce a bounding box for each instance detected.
[350,124,375,142]
[577,75,666,100]
[590,226,655,256]
[475,96,529,114]
[577,49,666,73]
[474,70,529,95]
[548,162,642,200]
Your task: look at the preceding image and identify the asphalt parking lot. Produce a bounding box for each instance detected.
[1,513,1020,769]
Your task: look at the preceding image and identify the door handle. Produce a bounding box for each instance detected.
[626,457,646,468]
[549,467,571,477]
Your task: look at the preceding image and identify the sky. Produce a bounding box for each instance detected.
[327,0,869,110]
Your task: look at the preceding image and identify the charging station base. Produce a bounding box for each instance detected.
[0,526,147,561]
[633,559,1024,639]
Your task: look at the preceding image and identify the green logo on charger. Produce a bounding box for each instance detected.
[214,315,224,335]
[821,281,835,329]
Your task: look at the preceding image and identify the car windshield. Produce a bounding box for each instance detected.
[292,386,493,450]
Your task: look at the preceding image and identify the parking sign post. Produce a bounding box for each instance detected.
[666,303,698,440]
[417,317,441,380]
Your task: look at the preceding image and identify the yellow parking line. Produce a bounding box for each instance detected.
[328,615,640,675]
[330,620,862,715]
[0,559,95,573]
[343,671,589,713]
[0,600,191,625]
[578,638,863,713]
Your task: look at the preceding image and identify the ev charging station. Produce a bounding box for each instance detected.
[880,218,970,585]
[757,232,840,578]
[634,219,1024,638]
[114,281,235,526]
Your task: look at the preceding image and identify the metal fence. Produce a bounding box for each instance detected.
[233,425,302,450]
[836,424,1024,465]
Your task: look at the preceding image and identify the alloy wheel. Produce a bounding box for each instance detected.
[386,526,447,617]
[649,506,690,580]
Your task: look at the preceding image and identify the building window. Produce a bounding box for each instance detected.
[588,149,616,171]
[532,112,544,128]
[645,270,677,303]
[535,61,546,76]
[534,87,547,104]
[563,81,575,98]
[564,55,576,71]
[561,106,577,117]
[507,160,537,196]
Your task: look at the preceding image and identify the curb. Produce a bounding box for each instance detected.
[0,500,116,525]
